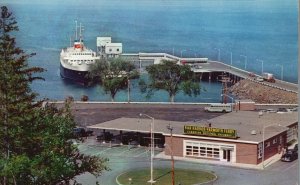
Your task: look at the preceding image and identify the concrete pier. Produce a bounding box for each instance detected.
[120,52,297,93]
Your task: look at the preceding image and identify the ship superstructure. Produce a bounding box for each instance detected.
[60,21,100,85]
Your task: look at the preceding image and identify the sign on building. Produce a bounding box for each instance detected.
[184,125,237,139]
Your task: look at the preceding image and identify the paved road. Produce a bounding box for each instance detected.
[71,103,224,128]
[76,138,298,185]
[199,61,298,93]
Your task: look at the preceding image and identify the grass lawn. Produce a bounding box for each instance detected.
[117,168,216,185]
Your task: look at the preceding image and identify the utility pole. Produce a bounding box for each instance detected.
[214,48,220,62]
[240,55,247,70]
[276,64,283,80]
[167,124,175,185]
[230,52,232,68]
[219,74,231,104]
[256,59,264,75]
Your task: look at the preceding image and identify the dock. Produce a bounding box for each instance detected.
[120,52,298,94]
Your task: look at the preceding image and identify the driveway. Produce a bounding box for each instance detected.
[76,138,298,185]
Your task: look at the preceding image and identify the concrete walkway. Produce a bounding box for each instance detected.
[154,151,283,170]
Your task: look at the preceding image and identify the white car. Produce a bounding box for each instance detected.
[255,77,264,82]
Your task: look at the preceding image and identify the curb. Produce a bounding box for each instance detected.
[115,168,218,185]
[197,171,218,185]
[115,172,126,185]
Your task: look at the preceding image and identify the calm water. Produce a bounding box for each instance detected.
[2,0,298,102]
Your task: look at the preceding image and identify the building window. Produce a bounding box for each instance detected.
[184,141,232,160]
[213,148,220,158]
[266,142,270,148]
[258,143,263,159]
[109,49,112,52]
[200,147,206,156]
[117,48,120,51]
[273,138,277,144]
[279,136,283,144]
[186,145,192,156]
[192,146,199,156]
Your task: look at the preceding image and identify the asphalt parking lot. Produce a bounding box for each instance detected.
[76,137,298,185]
[78,141,163,159]
[69,103,299,185]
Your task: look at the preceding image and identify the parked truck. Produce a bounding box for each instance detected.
[262,72,276,83]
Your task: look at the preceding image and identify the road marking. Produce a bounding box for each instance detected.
[134,149,150,157]
[123,147,145,157]
[116,148,140,157]
[93,147,112,156]
[116,150,130,156]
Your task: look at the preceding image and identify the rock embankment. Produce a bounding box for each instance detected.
[229,79,297,104]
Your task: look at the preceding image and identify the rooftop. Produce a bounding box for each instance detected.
[88,111,298,144]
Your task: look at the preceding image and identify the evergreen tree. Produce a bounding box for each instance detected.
[139,60,201,102]
[0,6,108,184]
[0,6,45,184]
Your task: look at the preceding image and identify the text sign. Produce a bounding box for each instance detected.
[184,125,237,139]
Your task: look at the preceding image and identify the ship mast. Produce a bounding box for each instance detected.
[79,22,82,43]
[75,20,78,41]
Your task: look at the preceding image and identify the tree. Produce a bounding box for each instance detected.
[0,6,45,184]
[139,60,201,102]
[89,57,139,102]
[0,6,108,184]
[27,101,109,184]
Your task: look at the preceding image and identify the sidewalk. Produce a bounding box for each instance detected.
[154,151,283,170]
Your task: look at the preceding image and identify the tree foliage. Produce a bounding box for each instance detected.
[89,57,139,101]
[139,60,201,102]
[0,6,108,184]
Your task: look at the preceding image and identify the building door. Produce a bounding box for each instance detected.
[222,149,231,162]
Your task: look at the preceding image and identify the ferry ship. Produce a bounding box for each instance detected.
[60,22,99,85]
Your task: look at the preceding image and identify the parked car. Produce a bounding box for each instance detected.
[281,149,298,162]
[73,127,93,137]
[96,132,113,142]
[294,144,298,152]
[254,77,264,82]
[288,107,298,112]
[266,109,276,113]
[277,108,288,114]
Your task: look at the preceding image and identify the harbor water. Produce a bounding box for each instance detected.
[2,0,298,102]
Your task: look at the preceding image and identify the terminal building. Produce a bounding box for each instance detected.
[88,111,298,166]
[97,37,123,58]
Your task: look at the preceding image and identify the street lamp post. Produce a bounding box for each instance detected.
[221,94,234,111]
[225,51,233,69]
[240,55,247,70]
[256,59,264,75]
[262,124,285,169]
[139,113,156,184]
[230,52,233,68]
[180,49,186,58]
[214,48,221,62]
[167,124,175,185]
[276,64,283,80]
